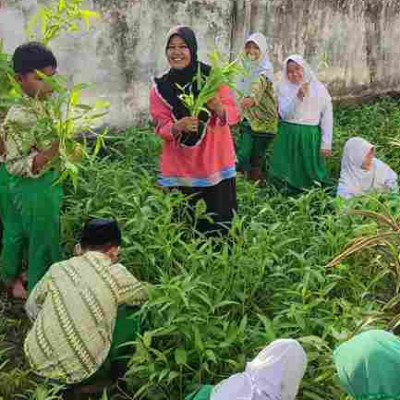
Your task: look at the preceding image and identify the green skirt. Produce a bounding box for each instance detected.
[186,385,213,400]
[270,121,331,192]
[0,168,63,292]
[334,330,400,400]
[236,120,274,173]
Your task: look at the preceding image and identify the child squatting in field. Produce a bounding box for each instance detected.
[24,218,148,395]
[187,338,307,400]
[337,137,398,198]
[0,42,63,300]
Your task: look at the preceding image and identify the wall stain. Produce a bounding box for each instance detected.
[4,0,400,123]
[364,0,383,84]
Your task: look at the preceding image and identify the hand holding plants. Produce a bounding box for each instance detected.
[298,83,310,100]
[33,141,59,173]
[174,116,199,133]
[206,95,224,115]
[178,52,243,118]
[241,97,256,109]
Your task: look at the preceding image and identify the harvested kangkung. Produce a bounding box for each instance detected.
[178,51,244,117]
[4,74,109,188]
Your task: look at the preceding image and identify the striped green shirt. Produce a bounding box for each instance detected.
[24,251,148,384]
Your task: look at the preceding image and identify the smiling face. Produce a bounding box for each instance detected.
[287,60,304,84]
[361,146,375,171]
[166,35,191,70]
[245,41,261,61]
[16,65,56,99]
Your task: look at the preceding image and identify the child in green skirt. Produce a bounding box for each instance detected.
[236,33,278,182]
[270,54,333,193]
[0,42,62,300]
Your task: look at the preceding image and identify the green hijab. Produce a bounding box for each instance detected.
[334,330,400,400]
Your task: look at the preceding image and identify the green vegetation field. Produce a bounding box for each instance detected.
[1,97,400,400]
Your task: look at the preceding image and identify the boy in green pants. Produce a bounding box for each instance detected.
[24,218,148,395]
[0,42,62,299]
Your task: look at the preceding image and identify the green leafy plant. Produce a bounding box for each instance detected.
[0,0,106,188]
[25,0,99,45]
[178,52,243,117]
[0,40,15,122]
[1,0,99,118]
[3,74,109,188]
[2,98,400,399]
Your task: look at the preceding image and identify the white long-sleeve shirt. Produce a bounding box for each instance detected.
[278,81,333,150]
[337,158,398,199]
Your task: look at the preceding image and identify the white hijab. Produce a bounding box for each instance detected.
[338,137,391,197]
[279,54,330,98]
[277,54,330,100]
[211,339,307,400]
[238,32,274,96]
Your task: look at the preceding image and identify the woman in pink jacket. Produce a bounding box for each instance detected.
[150,26,240,236]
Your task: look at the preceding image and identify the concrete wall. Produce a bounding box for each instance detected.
[1,0,400,127]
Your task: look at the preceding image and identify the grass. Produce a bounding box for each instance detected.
[1,97,400,399]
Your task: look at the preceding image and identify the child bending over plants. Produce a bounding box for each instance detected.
[24,218,148,396]
[187,339,307,400]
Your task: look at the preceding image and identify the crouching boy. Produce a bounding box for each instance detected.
[24,218,148,393]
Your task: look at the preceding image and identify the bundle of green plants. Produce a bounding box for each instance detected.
[178,52,244,117]
[3,75,109,188]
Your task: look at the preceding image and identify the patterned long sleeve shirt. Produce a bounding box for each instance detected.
[0,105,50,178]
[24,251,148,384]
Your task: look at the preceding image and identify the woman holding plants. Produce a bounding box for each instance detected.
[150,25,240,236]
[236,32,278,182]
[270,55,333,193]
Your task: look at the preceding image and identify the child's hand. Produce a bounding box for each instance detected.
[174,117,199,133]
[47,141,60,158]
[33,141,59,173]
[207,96,224,115]
[297,83,310,100]
[320,149,332,157]
[241,97,256,109]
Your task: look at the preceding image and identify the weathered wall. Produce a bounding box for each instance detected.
[1,0,400,126]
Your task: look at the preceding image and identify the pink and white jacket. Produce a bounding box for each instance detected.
[149,84,240,187]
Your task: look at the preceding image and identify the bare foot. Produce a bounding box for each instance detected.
[11,279,27,301]
[19,273,27,286]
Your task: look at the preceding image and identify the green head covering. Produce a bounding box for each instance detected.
[334,330,400,400]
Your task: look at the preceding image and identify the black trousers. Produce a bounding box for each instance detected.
[174,177,237,237]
